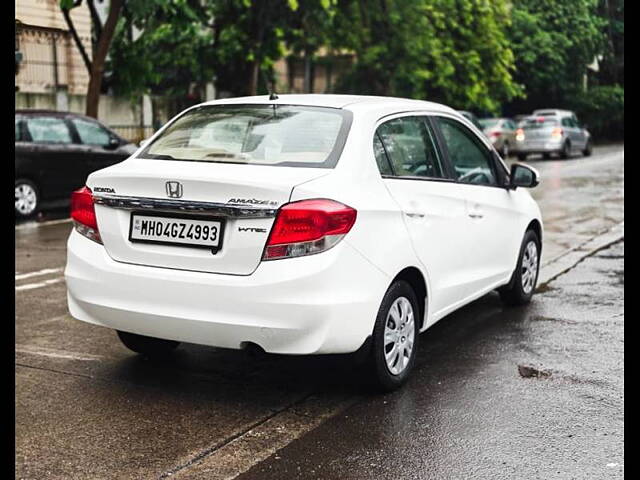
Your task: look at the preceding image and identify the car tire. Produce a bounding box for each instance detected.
[582,141,592,157]
[15,179,39,218]
[367,280,420,392]
[559,141,571,159]
[542,153,551,160]
[116,330,180,357]
[498,229,540,306]
[517,153,527,161]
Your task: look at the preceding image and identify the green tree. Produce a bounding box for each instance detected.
[60,0,125,118]
[331,0,521,113]
[506,0,605,113]
[109,0,337,107]
[108,0,215,113]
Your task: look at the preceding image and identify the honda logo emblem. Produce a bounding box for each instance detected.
[165,181,183,198]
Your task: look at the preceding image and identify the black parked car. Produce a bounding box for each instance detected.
[15,110,137,218]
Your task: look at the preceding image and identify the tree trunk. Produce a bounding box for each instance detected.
[85,0,124,118]
[247,60,259,96]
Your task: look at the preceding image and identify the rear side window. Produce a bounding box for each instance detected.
[25,117,72,144]
[375,116,444,178]
[139,105,352,168]
[437,117,497,186]
[373,134,393,175]
[72,118,111,146]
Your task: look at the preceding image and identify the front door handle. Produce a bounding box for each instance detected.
[468,212,484,219]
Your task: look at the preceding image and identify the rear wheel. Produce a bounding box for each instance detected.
[499,230,540,306]
[367,280,419,391]
[517,153,527,161]
[542,153,551,160]
[116,330,180,357]
[15,179,39,218]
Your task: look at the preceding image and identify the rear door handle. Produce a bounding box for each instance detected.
[404,211,425,218]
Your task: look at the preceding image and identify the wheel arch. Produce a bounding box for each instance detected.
[391,266,428,330]
[526,218,543,250]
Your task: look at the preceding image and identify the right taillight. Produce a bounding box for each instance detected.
[263,199,357,260]
[515,128,525,141]
[71,186,102,244]
[551,127,563,138]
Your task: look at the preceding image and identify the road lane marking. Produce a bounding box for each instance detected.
[15,217,72,230]
[163,393,360,480]
[15,277,65,291]
[15,267,63,281]
[16,345,104,362]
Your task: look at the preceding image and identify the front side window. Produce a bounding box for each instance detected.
[72,118,111,146]
[25,117,72,144]
[139,105,352,168]
[437,117,497,186]
[375,116,444,178]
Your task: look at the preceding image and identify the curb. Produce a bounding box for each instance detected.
[537,222,624,289]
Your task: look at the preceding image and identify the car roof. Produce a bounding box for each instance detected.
[532,109,574,116]
[15,109,102,122]
[198,94,455,114]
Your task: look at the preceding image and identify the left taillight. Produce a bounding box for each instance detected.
[71,186,102,244]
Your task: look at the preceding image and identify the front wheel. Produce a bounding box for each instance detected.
[367,280,419,391]
[582,140,592,157]
[559,141,571,159]
[517,153,527,161]
[499,230,540,306]
[116,330,180,357]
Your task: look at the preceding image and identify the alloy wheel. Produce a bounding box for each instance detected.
[521,240,538,294]
[383,297,415,375]
[15,183,37,216]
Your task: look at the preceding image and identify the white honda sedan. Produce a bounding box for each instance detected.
[65,95,542,390]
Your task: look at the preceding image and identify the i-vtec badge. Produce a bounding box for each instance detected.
[238,227,267,233]
[165,181,183,199]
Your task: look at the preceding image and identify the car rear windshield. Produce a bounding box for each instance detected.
[138,104,352,168]
[520,118,559,129]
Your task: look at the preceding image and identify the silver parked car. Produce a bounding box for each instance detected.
[479,117,517,157]
[457,111,484,133]
[515,109,592,161]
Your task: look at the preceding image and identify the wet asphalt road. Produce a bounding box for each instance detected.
[15,145,623,479]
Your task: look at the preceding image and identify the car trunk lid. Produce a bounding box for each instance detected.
[88,159,330,275]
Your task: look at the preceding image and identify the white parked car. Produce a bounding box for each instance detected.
[65,95,543,391]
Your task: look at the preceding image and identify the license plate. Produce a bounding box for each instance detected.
[129,213,224,251]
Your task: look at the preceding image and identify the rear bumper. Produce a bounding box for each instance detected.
[65,230,389,354]
[513,139,563,154]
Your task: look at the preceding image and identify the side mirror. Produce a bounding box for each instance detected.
[104,136,120,150]
[509,163,539,189]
